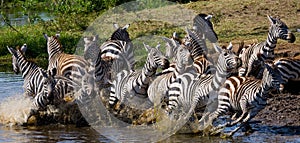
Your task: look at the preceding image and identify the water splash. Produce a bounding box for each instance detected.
[0,93,33,126]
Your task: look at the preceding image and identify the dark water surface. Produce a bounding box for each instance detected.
[0,73,299,142]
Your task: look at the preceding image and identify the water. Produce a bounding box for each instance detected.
[0,9,53,26]
[0,72,299,142]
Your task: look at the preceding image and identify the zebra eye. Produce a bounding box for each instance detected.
[224,52,228,56]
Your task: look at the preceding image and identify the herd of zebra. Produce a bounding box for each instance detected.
[7,13,300,136]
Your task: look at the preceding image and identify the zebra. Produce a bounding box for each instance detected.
[109,43,170,109]
[238,15,296,78]
[147,37,192,107]
[201,61,283,137]
[7,44,51,98]
[274,57,300,91]
[166,43,241,117]
[43,33,90,86]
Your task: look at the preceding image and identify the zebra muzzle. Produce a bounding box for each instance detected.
[287,32,296,43]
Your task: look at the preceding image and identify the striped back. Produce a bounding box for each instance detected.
[97,24,135,77]
[44,33,90,85]
[262,61,283,90]
[147,39,191,106]
[275,58,300,83]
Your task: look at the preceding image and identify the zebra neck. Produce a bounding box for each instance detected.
[210,65,228,90]
[48,47,62,60]
[18,57,38,79]
[264,28,278,50]
[261,76,272,95]
[175,60,186,74]
[142,59,157,77]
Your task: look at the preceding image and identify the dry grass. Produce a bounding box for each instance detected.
[184,0,300,45]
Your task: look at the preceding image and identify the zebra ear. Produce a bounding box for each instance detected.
[143,43,151,52]
[55,33,60,38]
[113,23,119,29]
[50,68,57,77]
[155,43,161,50]
[122,24,130,30]
[38,68,48,78]
[267,15,276,24]
[205,14,212,20]
[226,42,233,50]
[213,43,222,53]
[83,37,89,43]
[20,44,27,54]
[43,33,49,41]
[172,32,178,39]
[7,46,17,56]
[78,67,86,76]
[93,35,99,41]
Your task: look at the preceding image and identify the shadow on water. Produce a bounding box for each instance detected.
[0,124,111,143]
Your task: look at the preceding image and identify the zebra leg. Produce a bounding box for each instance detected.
[223,112,251,137]
[210,111,247,135]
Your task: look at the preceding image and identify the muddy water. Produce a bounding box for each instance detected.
[0,72,299,142]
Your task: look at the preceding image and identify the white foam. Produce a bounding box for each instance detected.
[0,93,33,126]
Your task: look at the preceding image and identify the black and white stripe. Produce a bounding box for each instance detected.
[109,43,170,109]
[43,33,90,85]
[203,61,283,136]
[147,37,191,106]
[7,44,48,97]
[274,57,300,91]
[166,44,241,115]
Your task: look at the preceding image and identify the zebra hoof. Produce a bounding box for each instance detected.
[220,132,233,138]
[27,115,38,125]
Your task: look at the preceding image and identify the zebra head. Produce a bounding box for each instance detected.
[163,32,181,59]
[43,33,62,57]
[262,60,284,91]
[144,43,170,70]
[193,13,218,43]
[7,44,27,74]
[110,23,131,42]
[175,45,191,69]
[78,65,96,96]
[267,15,296,43]
[38,68,57,102]
[215,43,242,73]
